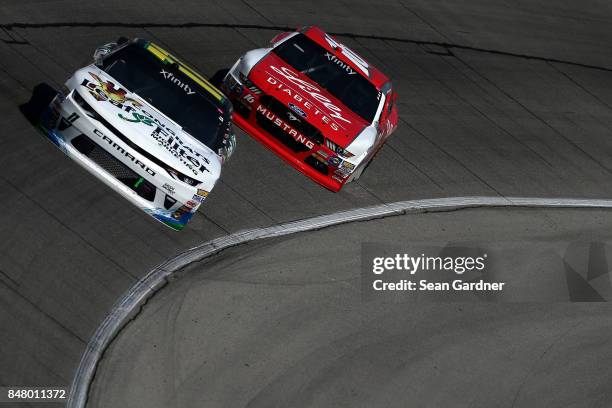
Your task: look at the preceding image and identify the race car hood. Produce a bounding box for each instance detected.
[72,67,221,186]
[249,53,370,148]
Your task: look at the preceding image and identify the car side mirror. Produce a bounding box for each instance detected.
[269,32,292,47]
[93,43,117,66]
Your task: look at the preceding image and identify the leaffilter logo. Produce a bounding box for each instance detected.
[118,111,154,126]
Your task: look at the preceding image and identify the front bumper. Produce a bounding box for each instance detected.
[233,113,344,191]
[222,71,356,192]
[38,92,203,231]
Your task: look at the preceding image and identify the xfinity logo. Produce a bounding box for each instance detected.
[160,69,196,95]
[323,33,370,76]
[324,52,356,75]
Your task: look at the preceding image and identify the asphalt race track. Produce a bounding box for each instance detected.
[88,208,612,408]
[2,0,612,406]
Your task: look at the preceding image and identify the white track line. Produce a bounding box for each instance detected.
[67,196,612,408]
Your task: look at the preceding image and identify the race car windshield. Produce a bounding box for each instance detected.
[273,33,380,122]
[101,43,227,149]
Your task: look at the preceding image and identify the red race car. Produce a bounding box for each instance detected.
[221,26,398,191]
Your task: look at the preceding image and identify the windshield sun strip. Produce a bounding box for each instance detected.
[144,42,224,102]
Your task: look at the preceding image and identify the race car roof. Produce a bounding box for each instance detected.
[300,26,390,89]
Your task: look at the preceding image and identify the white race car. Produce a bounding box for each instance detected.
[40,38,235,230]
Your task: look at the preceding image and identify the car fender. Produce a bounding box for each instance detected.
[236,48,270,75]
[347,125,377,159]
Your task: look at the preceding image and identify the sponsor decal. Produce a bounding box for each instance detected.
[81,72,142,109]
[324,52,356,75]
[382,118,395,137]
[83,72,211,176]
[160,69,196,95]
[335,160,355,178]
[323,34,370,77]
[184,200,198,208]
[265,76,338,131]
[328,156,341,167]
[162,183,175,195]
[312,153,326,162]
[247,85,262,95]
[172,205,192,219]
[268,65,351,129]
[117,108,211,175]
[342,161,355,170]
[150,124,211,175]
[119,111,154,126]
[288,102,307,118]
[192,189,208,203]
[256,104,315,149]
[133,177,145,188]
[325,138,354,158]
[92,128,156,177]
[192,194,205,203]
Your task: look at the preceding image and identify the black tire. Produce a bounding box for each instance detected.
[351,144,383,182]
[350,156,372,182]
[209,68,229,88]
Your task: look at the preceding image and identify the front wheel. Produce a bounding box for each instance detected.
[349,156,372,182]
